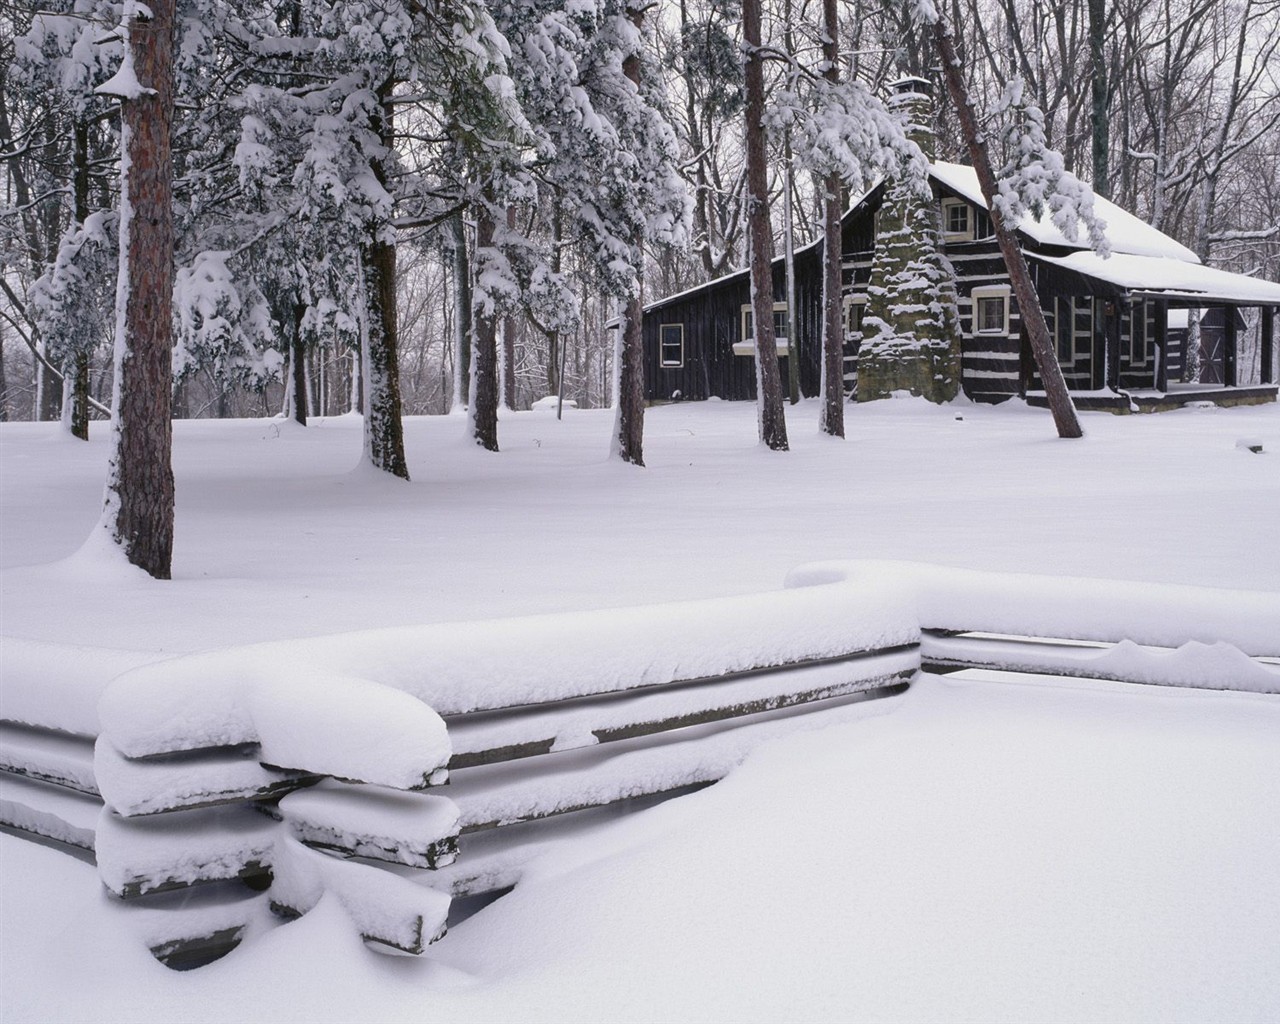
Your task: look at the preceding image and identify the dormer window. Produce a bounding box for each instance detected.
[942,198,973,242]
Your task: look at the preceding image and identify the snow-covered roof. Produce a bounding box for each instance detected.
[1031,251,1280,305]
[929,162,1201,263]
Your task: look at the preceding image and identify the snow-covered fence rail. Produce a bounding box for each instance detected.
[0,584,920,968]
[787,562,1280,694]
[5,564,1273,969]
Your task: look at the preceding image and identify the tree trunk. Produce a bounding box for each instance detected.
[931,15,1083,439]
[1088,0,1109,197]
[70,350,90,439]
[615,293,646,464]
[547,195,562,398]
[290,304,307,426]
[743,0,789,451]
[450,212,471,411]
[0,320,8,421]
[502,205,518,410]
[614,0,649,466]
[470,204,499,451]
[68,120,91,439]
[818,0,843,437]
[102,0,176,578]
[360,82,408,478]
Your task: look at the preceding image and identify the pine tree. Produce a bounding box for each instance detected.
[98,0,176,578]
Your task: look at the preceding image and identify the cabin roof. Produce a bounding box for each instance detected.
[1032,251,1280,305]
[633,162,1278,319]
[929,162,1201,262]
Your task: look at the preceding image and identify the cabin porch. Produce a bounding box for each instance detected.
[1026,381,1279,414]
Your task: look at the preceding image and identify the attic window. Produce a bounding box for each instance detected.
[942,198,973,241]
[659,324,684,368]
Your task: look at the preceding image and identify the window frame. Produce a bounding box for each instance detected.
[1055,297,1077,366]
[941,198,974,242]
[736,301,791,356]
[658,323,685,368]
[970,284,1012,336]
[843,294,869,337]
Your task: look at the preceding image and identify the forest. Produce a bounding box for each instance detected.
[3,0,1277,423]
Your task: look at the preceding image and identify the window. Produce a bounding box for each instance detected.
[1127,300,1147,365]
[844,294,869,336]
[741,302,789,341]
[942,199,973,241]
[659,323,684,368]
[735,302,791,356]
[1055,297,1075,364]
[970,285,1011,335]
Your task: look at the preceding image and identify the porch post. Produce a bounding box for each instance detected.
[1262,306,1275,385]
[1223,307,1238,387]
[1154,299,1168,392]
[1106,300,1121,390]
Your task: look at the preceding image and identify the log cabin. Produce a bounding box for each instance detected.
[639,81,1280,413]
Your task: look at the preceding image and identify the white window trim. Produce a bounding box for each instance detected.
[843,294,869,337]
[736,302,791,356]
[970,284,1012,336]
[941,198,974,242]
[659,323,684,368]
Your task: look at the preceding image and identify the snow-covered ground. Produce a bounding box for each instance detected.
[3,397,1279,1021]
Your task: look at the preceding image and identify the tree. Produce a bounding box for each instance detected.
[818,0,844,436]
[743,0,788,450]
[922,0,1089,439]
[97,0,176,578]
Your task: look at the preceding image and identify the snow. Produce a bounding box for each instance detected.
[270,837,452,952]
[99,670,452,789]
[279,781,460,868]
[930,161,1201,261]
[786,560,1280,655]
[3,398,1279,1019]
[4,670,1278,1021]
[1032,250,1280,304]
[0,722,97,795]
[93,738,302,817]
[94,803,277,896]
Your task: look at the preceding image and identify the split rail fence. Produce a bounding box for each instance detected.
[2,563,1276,969]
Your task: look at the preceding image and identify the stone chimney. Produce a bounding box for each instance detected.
[857,76,962,404]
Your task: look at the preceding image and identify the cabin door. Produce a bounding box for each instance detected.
[1199,312,1225,384]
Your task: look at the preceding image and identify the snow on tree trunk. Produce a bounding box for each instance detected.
[743,0,788,452]
[929,14,1084,440]
[69,121,91,441]
[858,79,961,405]
[1089,0,1110,199]
[615,293,646,465]
[817,0,844,437]
[99,0,176,579]
[360,85,408,480]
[450,213,470,414]
[470,205,500,453]
[502,205,517,411]
[613,1,650,467]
